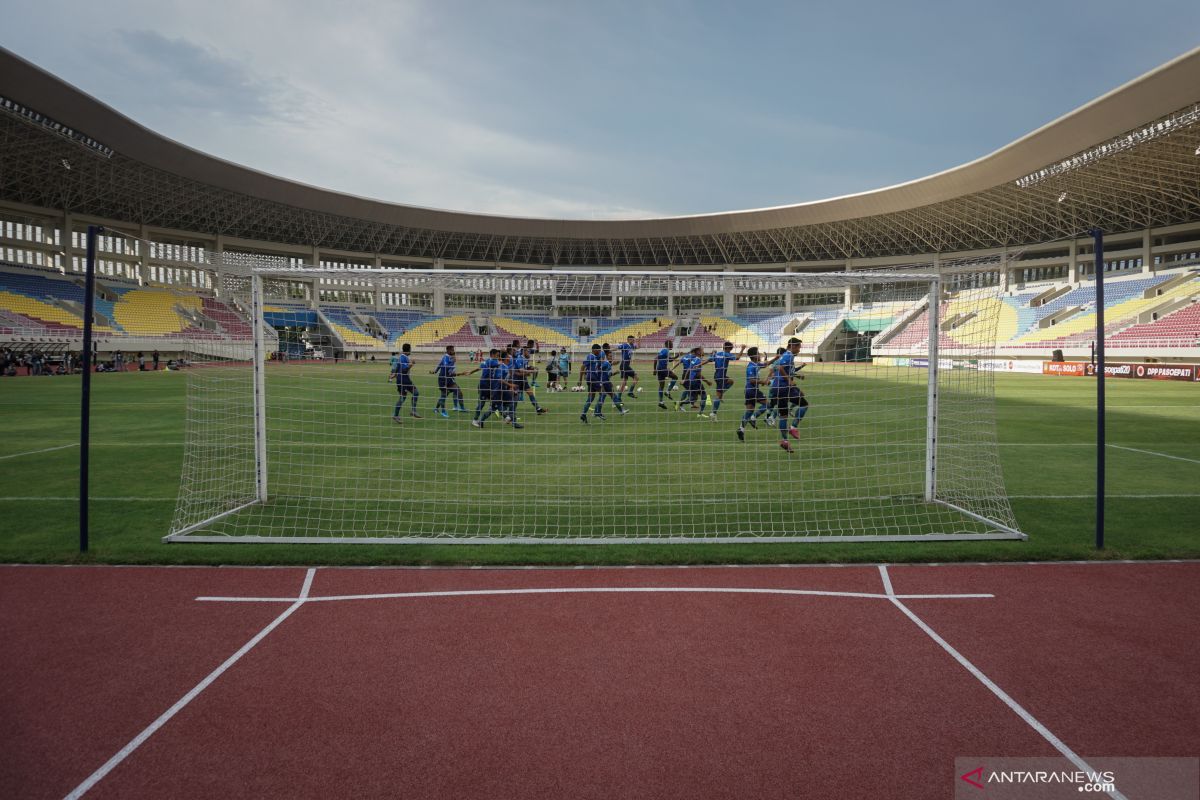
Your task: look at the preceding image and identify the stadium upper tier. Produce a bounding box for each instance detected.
[2,46,1200,266]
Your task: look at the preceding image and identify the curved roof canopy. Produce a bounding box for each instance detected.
[2,46,1199,265]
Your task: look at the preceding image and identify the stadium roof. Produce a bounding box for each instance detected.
[2,46,1199,266]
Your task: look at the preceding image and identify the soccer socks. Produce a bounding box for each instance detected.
[410,391,419,411]
[393,398,404,417]
[435,393,446,412]
[793,405,809,425]
[667,379,677,393]
[528,392,542,411]
[713,398,721,413]
[742,410,753,424]
[753,405,768,419]
[582,396,593,415]
[596,394,606,414]
[473,398,487,420]
[658,386,664,401]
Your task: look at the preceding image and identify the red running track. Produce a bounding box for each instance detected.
[1,563,1197,799]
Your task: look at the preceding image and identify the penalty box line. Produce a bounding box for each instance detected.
[63,568,317,800]
[877,565,1127,800]
[194,586,995,603]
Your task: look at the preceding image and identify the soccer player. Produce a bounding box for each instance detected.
[653,338,679,409]
[676,346,713,416]
[492,350,524,428]
[546,350,561,391]
[558,349,571,383]
[768,337,808,453]
[430,345,465,417]
[600,344,628,416]
[525,339,539,387]
[616,335,639,400]
[389,343,420,421]
[512,345,548,415]
[576,343,607,423]
[467,348,500,428]
[704,341,745,421]
[737,347,772,441]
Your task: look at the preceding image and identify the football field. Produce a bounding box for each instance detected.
[0,363,1197,564]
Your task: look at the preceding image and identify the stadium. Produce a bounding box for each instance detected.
[2,29,1199,800]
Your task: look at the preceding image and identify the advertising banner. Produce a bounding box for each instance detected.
[1044,361,1199,381]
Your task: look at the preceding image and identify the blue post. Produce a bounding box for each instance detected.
[1091,228,1105,550]
[80,225,102,553]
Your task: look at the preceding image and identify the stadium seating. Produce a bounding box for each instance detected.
[1015,274,1196,347]
[1107,302,1200,346]
[111,287,205,337]
[491,316,577,347]
[395,314,470,347]
[432,319,488,349]
[372,309,433,345]
[697,315,774,351]
[589,317,674,347]
[320,306,388,348]
[201,298,252,339]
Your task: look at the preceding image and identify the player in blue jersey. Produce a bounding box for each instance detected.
[467,348,500,428]
[558,349,571,383]
[599,344,628,416]
[389,343,420,421]
[653,338,680,409]
[492,351,523,429]
[675,346,713,415]
[768,337,809,453]
[616,335,639,401]
[429,345,465,417]
[736,347,774,441]
[704,341,746,421]
[512,345,548,415]
[576,344,612,423]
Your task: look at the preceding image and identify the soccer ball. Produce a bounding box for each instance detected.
[634,387,642,395]
[570,385,583,392]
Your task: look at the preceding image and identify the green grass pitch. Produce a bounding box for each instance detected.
[0,363,1197,565]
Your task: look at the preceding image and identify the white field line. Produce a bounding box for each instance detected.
[1108,444,1200,465]
[0,443,78,460]
[62,568,316,800]
[195,586,994,604]
[3,493,1199,504]
[877,566,1126,800]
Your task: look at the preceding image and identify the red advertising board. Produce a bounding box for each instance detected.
[1043,361,1199,381]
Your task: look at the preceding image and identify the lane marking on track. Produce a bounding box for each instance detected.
[195,586,994,604]
[0,443,78,460]
[63,568,317,800]
[1108,444,1200,465]
[877,565,1127,800]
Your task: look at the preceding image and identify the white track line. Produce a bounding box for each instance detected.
[1108,444,1200,465]
[877,565,1126,800]
[195,586,993,604]
[0,443,78,460]
[63,568,316,800]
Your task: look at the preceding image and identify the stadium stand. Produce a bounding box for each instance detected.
[491,316,576,347]
[394,314,471,347]
[320,306,388,348]
[372,309,433,345]
[1107,301,1200,346]
[589,317,674,347]
[201,298,252,339]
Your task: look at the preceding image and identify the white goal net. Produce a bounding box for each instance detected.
[168,260,1023,543]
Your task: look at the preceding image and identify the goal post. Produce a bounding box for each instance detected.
[167,260,1024,544]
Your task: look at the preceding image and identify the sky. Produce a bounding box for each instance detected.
[2,1,1198,219]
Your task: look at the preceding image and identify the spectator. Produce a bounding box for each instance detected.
[137,352,146,371]
[114,351,125,372]
[152,350,160,371]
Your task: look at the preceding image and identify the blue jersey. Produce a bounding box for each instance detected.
[479,357,499,388]
[493,362,511,390]
[746,361,762,388]
[681,354,702,382]
[707,350,738,380]
[618,342,634,366]
[771,352,795,388]
[583,353,604,382]
[435,354,455,378]
[654,348,670,371]
[558,353,570,372]
[389,355,401,373]
[599,358,613,381]
[394,353,412,381]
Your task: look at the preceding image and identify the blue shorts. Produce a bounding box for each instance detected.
[396,377,416,393]
[715,376,734,392]
[744,387,766,404]
[683,380,703,393]
[620,366,636,378]
[477,387,492,402]
[770,386,801,407]
[601,381,615,394]
[586,381,603,393]
[438,378,458,391]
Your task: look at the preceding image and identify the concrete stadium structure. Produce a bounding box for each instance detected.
[1,45,1199,362]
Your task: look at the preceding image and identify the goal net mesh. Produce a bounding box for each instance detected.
[169,259,1021,543]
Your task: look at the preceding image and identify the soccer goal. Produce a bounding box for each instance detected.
[167,259,1024,543]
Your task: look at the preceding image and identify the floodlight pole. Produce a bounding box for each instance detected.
[80,224,102,553]
[1091,228,1105,550]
